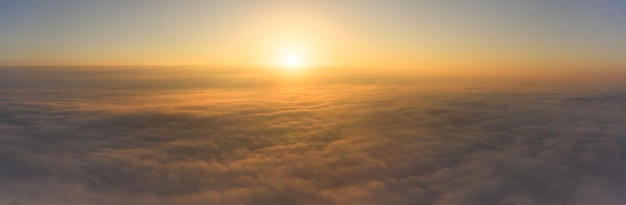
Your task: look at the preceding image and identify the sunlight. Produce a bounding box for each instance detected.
[283,53,302,67]
[278,51,308,73]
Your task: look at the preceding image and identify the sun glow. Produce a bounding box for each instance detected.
[273,41,315,72]
[278,51,308,72]
[284,53,302,67]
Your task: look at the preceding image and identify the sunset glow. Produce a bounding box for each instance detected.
[283,53,302,67]
[0,1,623,72]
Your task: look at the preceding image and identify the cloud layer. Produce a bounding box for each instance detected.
[0,69,625,204]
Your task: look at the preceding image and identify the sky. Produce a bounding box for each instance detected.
[1,0,626,71]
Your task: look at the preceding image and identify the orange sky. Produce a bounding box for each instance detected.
[1,1,626,72]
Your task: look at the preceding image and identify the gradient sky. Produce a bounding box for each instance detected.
[1,0,626,70]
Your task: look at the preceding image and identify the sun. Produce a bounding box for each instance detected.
[273,43,312,72]
[282,53,304,68]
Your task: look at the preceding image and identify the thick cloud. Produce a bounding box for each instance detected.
[0,68,625,204]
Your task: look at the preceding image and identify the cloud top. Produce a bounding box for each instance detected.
[0,68,625,204]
